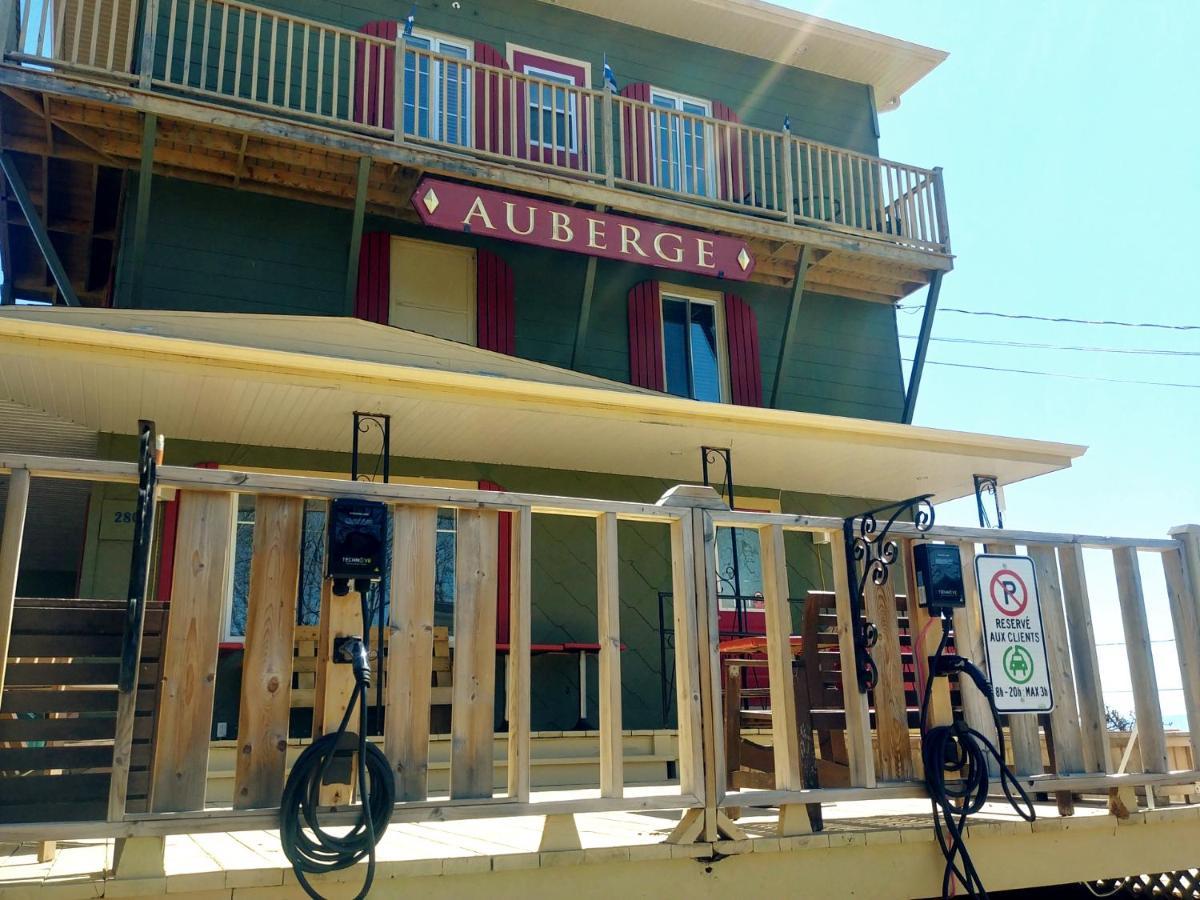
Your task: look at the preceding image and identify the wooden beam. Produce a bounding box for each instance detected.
[150,490,235,813]
[127,112,156,308]
[233,495,303,809]
[312,574,359,806]
[505,507,532,802]
[0,151,80,305]
[571,206,605,370]
[343,155,371,314]
[901,269,943,424]
[386,506,437,802]
[0,467,30,705]
[769,244,811,408]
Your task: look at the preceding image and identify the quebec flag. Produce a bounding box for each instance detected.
[603,54,619,93]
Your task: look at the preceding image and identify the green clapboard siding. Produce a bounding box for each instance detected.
[86,434,888,730]
[114,176,349,314]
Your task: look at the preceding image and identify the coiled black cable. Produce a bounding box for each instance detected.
[920,613,1035,899]
[280,591,395,900]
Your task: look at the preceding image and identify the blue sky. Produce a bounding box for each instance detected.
[783,0,1199,724]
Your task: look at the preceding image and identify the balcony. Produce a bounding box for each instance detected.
[0,0,950,304]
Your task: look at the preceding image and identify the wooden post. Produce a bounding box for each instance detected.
[449,509,499,800]
[313,573,359,805]
[343,155,371,313]
[865,574,915,781]
[954,542,1000,777]
[1112,546,1169,774]
[830,529,876,788]
[0,152,81,306]
[1166,526,1200,768]
[769,244,811,409]
[150,490,235,812]
[0,467,29,707]
[386,505,437,801]
[780,131,795,224]
[0,0,17,56]
[601,88,614,187]
[233,495,303,809]
[392,30,405,143]
[596,511,624,798]
[506,507,532,802]
[137,0,161,86]
[901,270,943,425]
[570,253,599,371]
[667,513,704,800]
[931,166,950,253]
[1058,543,1110,774]
[902,539,952,734]
[127,114,156,308]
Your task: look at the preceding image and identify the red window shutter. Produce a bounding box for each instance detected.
[474,41,511,155]
[627,280,664,391]
[354,232,390,324]
[723,293,763,407]
[620,83,652,184]
[354,21,397,130]
[156,461,219,603]
[711,100,743,202]
[476,248,515,355]
[478,480,512,646]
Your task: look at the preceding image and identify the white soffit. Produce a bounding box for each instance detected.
[540,0,948,109]
[0,309,1083,503]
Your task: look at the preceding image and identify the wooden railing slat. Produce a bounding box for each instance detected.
[1165,527,1200,767]
[505,507,532,803]
[954,542,1001,777]
[597,511,623,799]
[312,573,359,805]
[449,508,499,800]
[233,495,302,809]
[1112,546,1169,773]
[1057,543,1110,773]
[864,574,914,780]
[150,490,235,813]
[668,514,704,800]
[385,506,437,802]
[986,542,1042,777]
[760,524,802,790]
[1029,545,1086,774]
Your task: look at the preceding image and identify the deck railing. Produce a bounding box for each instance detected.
[1,454,1199,850]
[0,0,951,253]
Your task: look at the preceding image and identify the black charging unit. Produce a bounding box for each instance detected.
[912,541,1035,898]
[279,498,395,900]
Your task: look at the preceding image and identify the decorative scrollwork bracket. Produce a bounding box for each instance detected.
[842,494,935,693]
[351,411,391,484]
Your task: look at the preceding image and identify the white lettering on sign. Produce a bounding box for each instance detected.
[973,554,1054,713]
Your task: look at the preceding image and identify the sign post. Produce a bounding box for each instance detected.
[973,554,1054,713]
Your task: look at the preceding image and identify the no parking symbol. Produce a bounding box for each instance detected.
[974,554,1054,713]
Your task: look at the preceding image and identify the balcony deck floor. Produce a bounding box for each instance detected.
[4,792,1189,899]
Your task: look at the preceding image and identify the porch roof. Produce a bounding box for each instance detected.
[0,308,1084,502]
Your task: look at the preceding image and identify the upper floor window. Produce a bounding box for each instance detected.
[388,236,477,344]
[509,45,590,168]
[404,31,472,146]
[651,89,713,198]
[661,289,726,402]
[526,67,578,154]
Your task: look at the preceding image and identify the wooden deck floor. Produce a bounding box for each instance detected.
[4,793,1200,899]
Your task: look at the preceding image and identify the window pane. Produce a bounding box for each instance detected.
[298,502,325,626]
[434,508,457,632]
[689,302,721,402]
[231,499,255,639]
[662,298,690,398]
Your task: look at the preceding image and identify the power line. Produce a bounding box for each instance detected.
[898,305,1200,331]
[901,357,1200,391]
[898,333,1200,358]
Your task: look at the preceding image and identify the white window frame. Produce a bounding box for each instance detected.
[523,64,579,154]
[649,88,716,198]
[404,28,473,147]
[659,285,729,404]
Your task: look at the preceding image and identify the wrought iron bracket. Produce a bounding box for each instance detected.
[973,474,1003,529]
[842,494,935,693]
[351,412,391,484]
[700,446,735,508]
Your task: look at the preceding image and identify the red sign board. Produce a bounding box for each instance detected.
[411,178,755,281]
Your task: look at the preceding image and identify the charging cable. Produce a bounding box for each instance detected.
[280,588,395,900]
[920,611,1035,899]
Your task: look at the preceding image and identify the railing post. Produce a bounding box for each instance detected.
[0,467,30,707]
[0,0,17,57]
[1166,525,1200,770]
[780,131,795,225]
[932,165,950,254]
[601,88,615,188]
[392,29,405,144]
[137,0,160,88]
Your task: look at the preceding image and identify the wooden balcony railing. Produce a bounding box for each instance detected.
[1,454,1199,852]
[0,0,951,254]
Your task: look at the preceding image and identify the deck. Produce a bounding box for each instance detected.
[4,795,1200,899]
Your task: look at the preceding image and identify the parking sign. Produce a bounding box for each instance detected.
[973,554,1054,713]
